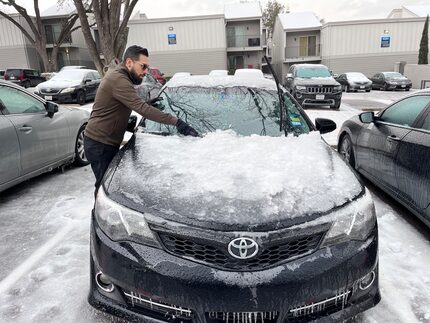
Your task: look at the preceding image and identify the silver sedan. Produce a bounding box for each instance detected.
[0,80,90,192]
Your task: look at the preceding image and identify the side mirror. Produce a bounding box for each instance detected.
[315,118,336,134]
[127,115,137,132]
[46,101,59,118]
[359,112,375,123]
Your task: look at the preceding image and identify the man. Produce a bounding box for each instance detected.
[84,45,198,192]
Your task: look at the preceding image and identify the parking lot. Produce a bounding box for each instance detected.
[0,90,429,323]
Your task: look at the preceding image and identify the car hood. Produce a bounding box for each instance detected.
[38,79,81,89]
[295,77,339,86]
[387,77,410,82]
[106,131,363,231]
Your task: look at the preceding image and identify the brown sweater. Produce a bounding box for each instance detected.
[85,65,176,146]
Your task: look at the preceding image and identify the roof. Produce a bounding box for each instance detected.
[224,2,262,20]
[166,74,277,91]
[403,5,430,17]
[278,11,322,31]
[41,0,76,17]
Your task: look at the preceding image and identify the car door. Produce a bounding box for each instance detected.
[0,84,70,175]
[84,72,99,99]
[355,96,430,191]
[395,101,430,216]
[0,107,20,186]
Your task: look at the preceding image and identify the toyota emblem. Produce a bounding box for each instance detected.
[228,237,259,259]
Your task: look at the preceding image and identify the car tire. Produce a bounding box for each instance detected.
[406,88,410,91]
[383,83,389,91]
[346,85,351,92]
[77,90,86,105]
[339,134,355,168]
[331,100,341,110]
[74,125,89,166]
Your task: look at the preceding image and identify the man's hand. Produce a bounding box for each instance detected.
[148,97,163,105]
[176,119,199,137]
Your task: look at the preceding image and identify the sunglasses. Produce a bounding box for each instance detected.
[134,61,149,71]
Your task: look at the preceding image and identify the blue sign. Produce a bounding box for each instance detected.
[168,34,176,45]
[381,36,390,48]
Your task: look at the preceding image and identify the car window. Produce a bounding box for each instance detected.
[146,86,311,136]
[380,96,430,127]
[0,85,45,114]
[421,113,430,131]
[92,72,101,80]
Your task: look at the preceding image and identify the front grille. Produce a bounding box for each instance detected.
[208,311,278,323]
[307,86,332,94]
[124,290,194,320]
[40,88,61,94]
[158,232,323,271]
[286,289,352,322]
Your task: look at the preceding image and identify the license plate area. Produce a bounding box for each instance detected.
[45,96,52,100]
[316,94,325,100]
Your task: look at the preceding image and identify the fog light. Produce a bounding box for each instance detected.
[296,92,302,99]
[359,271,375,290]
[95,271,115,293]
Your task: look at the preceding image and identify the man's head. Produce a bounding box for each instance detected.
[123,45,149,85]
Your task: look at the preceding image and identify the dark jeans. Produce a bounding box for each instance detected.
[84,136,119,193]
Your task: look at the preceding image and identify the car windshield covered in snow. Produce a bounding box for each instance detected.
[145,86,312,136]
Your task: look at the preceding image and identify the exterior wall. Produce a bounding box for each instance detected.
[285,30,320,59]
[127,15,227,76]
[321,17,429,76]
[226,20,261,47]
[0,15,33,70]
[404,64,430,89]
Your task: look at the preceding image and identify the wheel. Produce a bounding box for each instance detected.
[346,85,351,92]
[74,125,89,166]
[331,100,341,110]
[339,134,355,168]
[77,90,86,105]
[383,83,389,91]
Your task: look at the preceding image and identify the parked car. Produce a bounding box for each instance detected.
[0,80,89,193]
[88,73,380,322]
[60,65,87,71]
[3,68,46,88]
[34,69,101,105]
[285,64,342,109]
[338,89,430,228]
[148,67,166,85]
[370,72,412,91]
[0,70,4,78]
[336,72,372,92]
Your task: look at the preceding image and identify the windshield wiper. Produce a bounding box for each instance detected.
[247,88,267,136]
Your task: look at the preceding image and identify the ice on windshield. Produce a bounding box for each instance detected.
[346,72,369,81]
[296,67,332,78]
[383,72,404,78]
[145,86,311,136]
[111,131,363,226]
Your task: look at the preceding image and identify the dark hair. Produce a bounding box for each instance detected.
[123,45,149,62]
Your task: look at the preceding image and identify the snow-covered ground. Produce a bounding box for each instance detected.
[0,90,429,323]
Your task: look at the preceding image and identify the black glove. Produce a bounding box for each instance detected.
[149,97,163,105]
[175,118,199,137]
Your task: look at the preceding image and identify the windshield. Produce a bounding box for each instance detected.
[296,67,331,78]
[346,72,368,81]
[51,70,87,81]
[384,72,403,78]
[145,86,311,136]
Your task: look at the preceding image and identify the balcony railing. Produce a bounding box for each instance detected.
[227,35,264,48]
[285,44,321,59]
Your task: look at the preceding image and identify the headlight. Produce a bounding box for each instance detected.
[94,187,160,247]
[61,87,75,93]
[334,85,342,91]
[321,188,376,246]
[295,85,306,91]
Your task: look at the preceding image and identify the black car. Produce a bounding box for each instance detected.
[336,73,372,92]
[88,74,380,322]
[3,68,46,88]
[370,72,412,91]
[34,69,101,105]
[285,64,342,110]
[338,90,430,228]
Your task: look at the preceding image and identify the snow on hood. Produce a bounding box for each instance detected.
[38,79,81,89]
[107,131,363,229]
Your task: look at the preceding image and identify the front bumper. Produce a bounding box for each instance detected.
[386,84,410,90]
[294,92,342,107]
[349,84,371,91]
[89,215,380,323]
[36,92,76,103]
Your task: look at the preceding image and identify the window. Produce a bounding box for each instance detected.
[421,113,430,131]
[0,86,45,114]
[380,96,430,127]
[299,36,317,57]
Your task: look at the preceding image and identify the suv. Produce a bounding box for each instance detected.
[285,64,342,109]
[4,68,45,88]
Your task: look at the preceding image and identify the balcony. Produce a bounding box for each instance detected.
[284,44,321,63]
[227,34,264,51]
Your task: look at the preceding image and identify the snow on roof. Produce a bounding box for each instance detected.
[209,70,229,76]
[403,5,430,17]
[224,2,262,20]
[234,68,264,79]
[166,74,278,91]
[278,11,322,31]
[41,0,76,17]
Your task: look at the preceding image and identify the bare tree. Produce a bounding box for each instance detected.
[0,0,80,72]
[73,0,139,75]
[262,0,285,37]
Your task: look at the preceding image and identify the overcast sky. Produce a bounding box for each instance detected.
[7,0,430,22]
